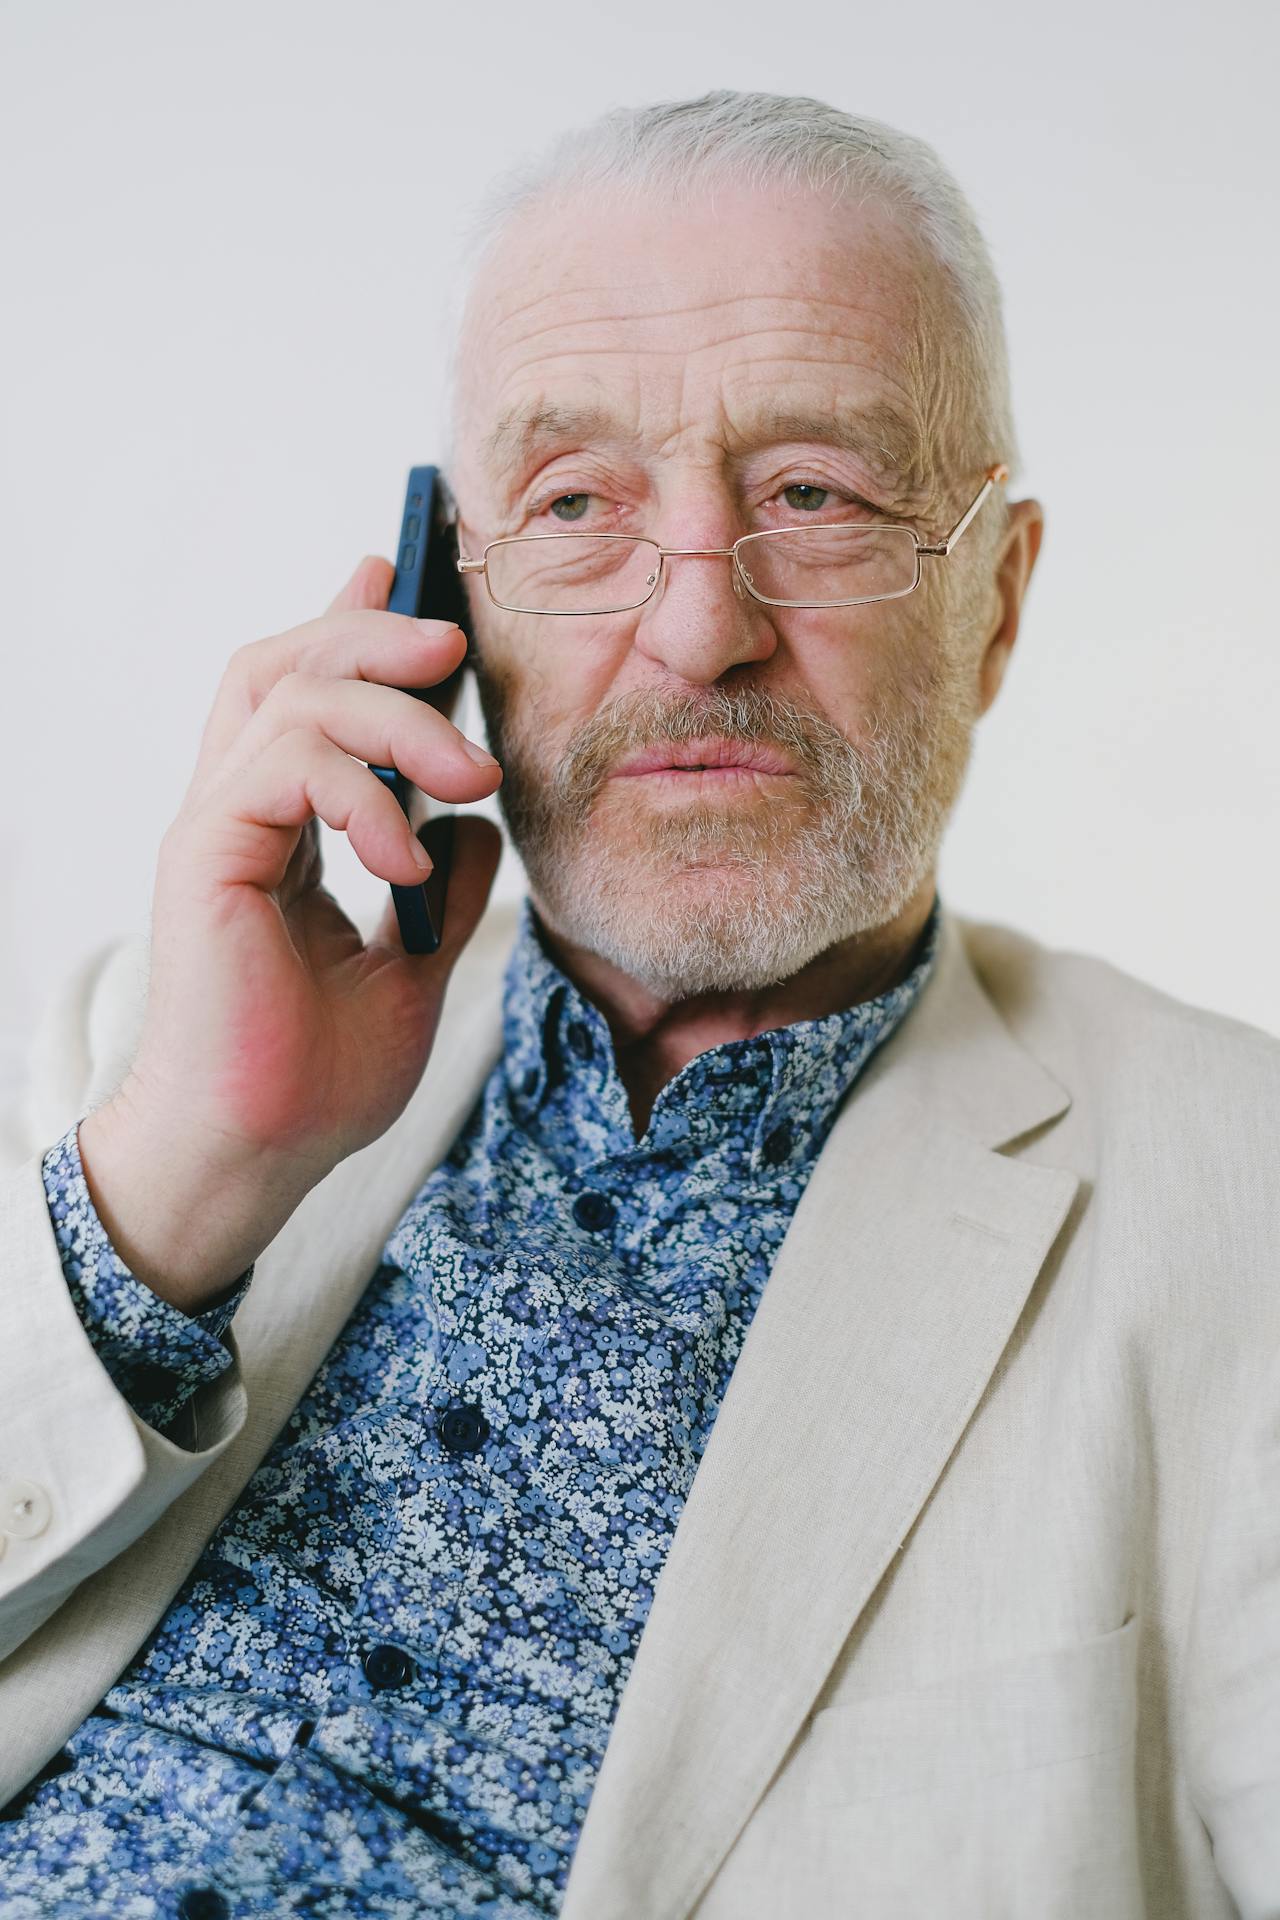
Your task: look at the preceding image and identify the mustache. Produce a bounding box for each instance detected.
[550,686,861,816]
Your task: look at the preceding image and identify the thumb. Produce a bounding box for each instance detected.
[328,554,396,616]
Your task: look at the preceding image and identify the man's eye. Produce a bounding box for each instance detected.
[781,484,832,512]
[548,493,593,523]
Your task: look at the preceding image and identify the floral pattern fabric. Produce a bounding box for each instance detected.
[4,898,938,1918]
[40,1124,250,1433]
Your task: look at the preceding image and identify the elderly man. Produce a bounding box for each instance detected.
[0,88,1276,1920]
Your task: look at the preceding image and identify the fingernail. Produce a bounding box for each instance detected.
[410,839,434,871]
[461,739,499,768]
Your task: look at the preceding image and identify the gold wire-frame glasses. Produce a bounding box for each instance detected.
[455,464,1009,616]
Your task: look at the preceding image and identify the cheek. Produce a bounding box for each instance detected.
[470,606,551,708]
[471,608,614,758]
[785,601,936,741]
[482,604,643,720]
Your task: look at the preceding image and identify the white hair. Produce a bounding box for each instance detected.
[443,89,1020,512]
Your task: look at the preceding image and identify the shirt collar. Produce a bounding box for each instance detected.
[502,895,941,1168]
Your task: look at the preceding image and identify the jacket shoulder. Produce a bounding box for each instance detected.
[955,913,1280,1128]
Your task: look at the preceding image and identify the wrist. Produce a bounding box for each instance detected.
[76,1083,317,1313]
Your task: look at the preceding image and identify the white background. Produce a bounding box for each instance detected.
[2,0,1277,1108]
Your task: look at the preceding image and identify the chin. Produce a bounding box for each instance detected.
[534,837,911,1002]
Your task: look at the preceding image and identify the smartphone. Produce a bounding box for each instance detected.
[368,465,474,953]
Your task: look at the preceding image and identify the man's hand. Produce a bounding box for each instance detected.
[77,557,503,1312]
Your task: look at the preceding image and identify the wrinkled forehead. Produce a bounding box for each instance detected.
[449,183,940,506]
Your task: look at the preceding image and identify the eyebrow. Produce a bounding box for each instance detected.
[479,397,928,503]
[731,402,928,498]
[480,402,638,478]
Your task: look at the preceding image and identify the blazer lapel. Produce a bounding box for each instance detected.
[561,910,1080,1920]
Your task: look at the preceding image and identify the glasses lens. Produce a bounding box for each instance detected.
[485,535,660,614]
[737,524,918,606]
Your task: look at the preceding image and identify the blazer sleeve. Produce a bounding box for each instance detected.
[0,939,249,1663]
[1184,1323,1280,1918]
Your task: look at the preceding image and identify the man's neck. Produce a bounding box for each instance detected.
[528,875,938,1138]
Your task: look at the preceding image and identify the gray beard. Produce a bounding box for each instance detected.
[475,676,973,1000]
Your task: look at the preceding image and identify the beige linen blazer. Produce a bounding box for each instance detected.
[1,900,1278,1919]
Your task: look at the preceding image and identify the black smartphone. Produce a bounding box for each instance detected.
[367,465,474,954]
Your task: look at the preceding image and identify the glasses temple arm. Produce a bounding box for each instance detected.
[918,463,1009,557]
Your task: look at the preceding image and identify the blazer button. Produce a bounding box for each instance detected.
[1,1480,51,1540]
[362,1644,417,1692]
[437,1403,491,1456]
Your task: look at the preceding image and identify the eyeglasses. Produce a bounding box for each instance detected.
[456,465,1008,617]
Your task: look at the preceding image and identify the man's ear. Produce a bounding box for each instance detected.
[977,498,1044,715]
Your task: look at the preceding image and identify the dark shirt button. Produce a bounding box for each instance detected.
[762,1123,794,1165]
[437,1402,491,1455]
[521,1066,539,1097]
[362,1643,417,1692]
[572,1191,617,1233]
[177,1891,230,1920]
[566,1019,594,1060]
[128,1362,182,1408]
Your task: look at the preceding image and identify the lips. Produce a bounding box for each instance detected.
[610,737,798,778]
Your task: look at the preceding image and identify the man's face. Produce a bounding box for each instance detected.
[449,182,995,1000]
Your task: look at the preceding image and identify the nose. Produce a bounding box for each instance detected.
[630,533,779,686]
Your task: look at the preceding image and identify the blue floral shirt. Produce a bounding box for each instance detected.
[3,898,939,1919]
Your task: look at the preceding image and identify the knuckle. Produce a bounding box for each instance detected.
[227,637,259,671]
[224,637,278,715]
[221,641,257,698]
[259,666,318,719]
[272,724,321,768]
[228,633,273,680]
